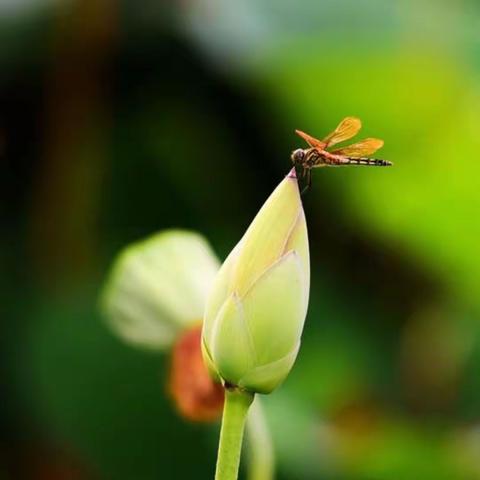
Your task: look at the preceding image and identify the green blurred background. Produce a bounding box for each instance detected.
[2,0,480,478]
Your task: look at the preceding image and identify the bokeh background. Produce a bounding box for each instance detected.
[3,0,480,478]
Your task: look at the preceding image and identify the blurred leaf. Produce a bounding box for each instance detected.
[23,292,216,479]
[258,48,480,310]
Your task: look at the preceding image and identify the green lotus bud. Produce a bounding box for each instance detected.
[101,230,220,350]
[202,170,310,394]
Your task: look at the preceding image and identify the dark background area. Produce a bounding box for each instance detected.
[2,0,480,479]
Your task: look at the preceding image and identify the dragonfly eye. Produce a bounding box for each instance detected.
[291,149,305,163]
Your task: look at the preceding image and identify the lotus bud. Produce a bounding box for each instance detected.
[202,170,310,394]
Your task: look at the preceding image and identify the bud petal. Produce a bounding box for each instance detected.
[239,344,300,394]
[232,175,302,296]
[210,294,256,384]
[285,209,310,299]
[203,242,242,348]
[242,251,305,366]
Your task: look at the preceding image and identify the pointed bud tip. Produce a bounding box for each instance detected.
[287,167,297,179]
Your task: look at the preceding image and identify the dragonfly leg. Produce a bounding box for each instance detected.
[301,169,311,195]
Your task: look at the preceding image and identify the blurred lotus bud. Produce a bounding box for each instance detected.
[101,230,220,350]
[101,230,225,421]
[169,324,224,421]
[202,170,310,394]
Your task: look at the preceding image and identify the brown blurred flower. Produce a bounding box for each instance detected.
[169,324,224,421]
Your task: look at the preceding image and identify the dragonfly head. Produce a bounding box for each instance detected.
[291,149,305,165]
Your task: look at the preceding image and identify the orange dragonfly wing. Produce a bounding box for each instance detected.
[322,117,361,148]
[295,129,326,150]
[330,138,384,157]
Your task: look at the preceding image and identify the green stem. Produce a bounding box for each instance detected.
[215,388,254,480]
[246,398,275,480]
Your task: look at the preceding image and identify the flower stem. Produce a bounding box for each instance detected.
[215,388,254,480]
[246,398,275,480]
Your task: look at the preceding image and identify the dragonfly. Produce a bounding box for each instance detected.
[291,117,392,192]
